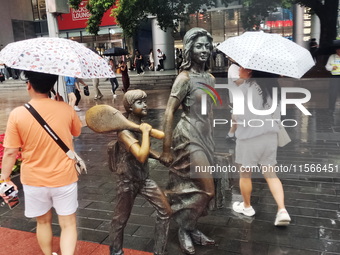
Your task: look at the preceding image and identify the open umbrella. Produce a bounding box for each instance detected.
[0,37,115,78]
[217,31,315,79]
[103,47,129,56]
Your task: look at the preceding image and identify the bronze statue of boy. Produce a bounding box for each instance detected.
[108,89,172,255]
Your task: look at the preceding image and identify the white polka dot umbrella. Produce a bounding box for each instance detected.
[0,37,115,78]
[217,31,315,79]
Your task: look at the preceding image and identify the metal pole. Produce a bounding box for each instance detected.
[45,0,67,103]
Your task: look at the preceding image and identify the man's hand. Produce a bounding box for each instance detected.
[0,181,18,204]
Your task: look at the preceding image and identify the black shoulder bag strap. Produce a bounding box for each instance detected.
[24,103,75,159]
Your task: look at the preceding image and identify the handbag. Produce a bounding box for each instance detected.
[270,108,291,147]
[277,125,291,147]
[83,86,90,96]
[24,103,87,175]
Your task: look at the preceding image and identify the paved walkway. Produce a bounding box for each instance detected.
[1,75,340,254]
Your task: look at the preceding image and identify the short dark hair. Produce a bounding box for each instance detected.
[24,71,58,94]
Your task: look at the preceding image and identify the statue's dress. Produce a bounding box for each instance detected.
[166,70,215,230]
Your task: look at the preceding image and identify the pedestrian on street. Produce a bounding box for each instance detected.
[119,60,130,93]
[325,46,340,111]
[134,50,144,75]
[157,49,165,71]
[74,78,89,111]
[232,68,291,226]
[92,78,103,100]
[64,76,77,108]
[0,70,82,255]
[149,49,154,71]
[109,59,119,98]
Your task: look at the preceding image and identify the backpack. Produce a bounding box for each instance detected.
[163,54,166,60]
[107,140,119,173]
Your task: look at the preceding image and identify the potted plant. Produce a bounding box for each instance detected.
[0,133,22,179]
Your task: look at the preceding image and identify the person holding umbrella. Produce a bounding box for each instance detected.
[217,32,315,226]
[231,68,291,226]
[0,71,82,255]
[0,37,115,255]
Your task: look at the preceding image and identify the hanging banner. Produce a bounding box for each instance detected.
[57,0,116,30]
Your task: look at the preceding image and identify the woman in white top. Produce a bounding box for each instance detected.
[325,47,340,111]
[232,68,291,226]
[149,49,154,71]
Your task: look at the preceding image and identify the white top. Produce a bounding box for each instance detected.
[234,82,280,140]
[149,52,154,62]
[325,54,340,75]
[158,50,163,59]
[228,64,242,103]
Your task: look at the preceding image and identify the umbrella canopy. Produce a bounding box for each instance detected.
[103,47,129,56]
[0,37,115,78]
[217,31,315,79]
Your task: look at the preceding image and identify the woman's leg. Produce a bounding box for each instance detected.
[239,165,253,208]
[58,213,77,255]
[262,165,285,210]
[68,92,76,108]
[36,209,53,255]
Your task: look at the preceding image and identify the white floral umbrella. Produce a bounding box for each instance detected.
[217,31,315,79]
[0,37,115,78]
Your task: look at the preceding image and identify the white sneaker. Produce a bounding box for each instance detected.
[232,202,255,216]
[274,209,291,226]
[113,94,117,98]
[74,106,81,111]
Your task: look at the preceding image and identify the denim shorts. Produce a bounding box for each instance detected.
[66,85,75,94]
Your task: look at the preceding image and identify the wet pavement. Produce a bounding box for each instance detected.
[1,73,340,255]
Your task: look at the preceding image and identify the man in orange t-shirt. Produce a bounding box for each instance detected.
[0,71,82,255]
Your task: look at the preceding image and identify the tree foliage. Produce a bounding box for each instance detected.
[69,0,339,48]
[69,0,114,35]
[70,0,233,37]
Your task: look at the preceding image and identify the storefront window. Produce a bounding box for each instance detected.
[31,0,46,20]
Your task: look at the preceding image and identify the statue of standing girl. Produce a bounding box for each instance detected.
[160,27,216,254]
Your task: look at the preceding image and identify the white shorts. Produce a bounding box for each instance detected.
[23,182,78,218]
[235,133,277,167]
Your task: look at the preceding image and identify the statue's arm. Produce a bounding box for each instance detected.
[119,124,152,163]
[159,96,181,166]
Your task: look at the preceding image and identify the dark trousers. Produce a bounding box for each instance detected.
[110,178,171,255]
[110,77,119,94]
[136,61,143,74]
[159,59,164,70]
[329,76,339,111]
[75,89,81,106]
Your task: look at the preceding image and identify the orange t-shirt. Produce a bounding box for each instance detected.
[4,98,82,187]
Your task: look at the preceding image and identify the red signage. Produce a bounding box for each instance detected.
[57,0,117,30]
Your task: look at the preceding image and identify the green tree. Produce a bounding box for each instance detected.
[69,0,114,35]
[69,0,233,37]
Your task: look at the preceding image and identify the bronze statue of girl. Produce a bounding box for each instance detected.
[160,27,216,254]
